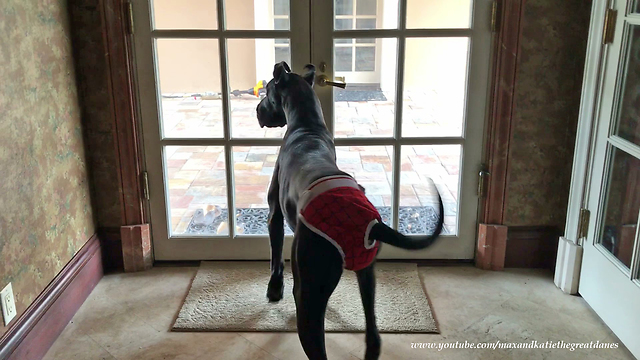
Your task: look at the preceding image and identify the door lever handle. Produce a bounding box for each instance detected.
[317,75,347,89]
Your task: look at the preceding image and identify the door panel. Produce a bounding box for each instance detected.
[334,38,398,138]
[313,0,492,259]
[156,39,223,139]
[579,1,640,357]
[402,37,469,138]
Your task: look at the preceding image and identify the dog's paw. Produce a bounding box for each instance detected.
[266,275,284,302]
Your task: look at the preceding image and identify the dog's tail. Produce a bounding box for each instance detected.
[369,190,444,250]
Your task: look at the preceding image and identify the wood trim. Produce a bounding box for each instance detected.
[99,227,124,272]
[100,0,147,226]
[481,0,525,224]
[0,235,103,360]
[505,226,560,269]
[476,224,508,270]
[121,224,153,272]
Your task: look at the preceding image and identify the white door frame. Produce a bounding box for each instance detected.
[132,0,492,260]
[555,0,608,294]
[557,0,640,357]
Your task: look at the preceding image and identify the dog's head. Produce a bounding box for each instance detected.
[256,61,316,128]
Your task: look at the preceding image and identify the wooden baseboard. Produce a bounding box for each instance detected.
[505,226,560,269]
[0,234,103,360]
[477,224,561,270]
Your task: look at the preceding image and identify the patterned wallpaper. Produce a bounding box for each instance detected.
[0,0,95,336]
[504,0,593,228]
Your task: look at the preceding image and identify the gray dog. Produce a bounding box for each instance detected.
[256,61,444,360]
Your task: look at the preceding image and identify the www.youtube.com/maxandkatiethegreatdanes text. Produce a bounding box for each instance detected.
[410,340,619,352]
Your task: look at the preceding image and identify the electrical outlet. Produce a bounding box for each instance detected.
[1,283,17,326]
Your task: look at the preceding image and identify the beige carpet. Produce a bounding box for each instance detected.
[172,262,438,333]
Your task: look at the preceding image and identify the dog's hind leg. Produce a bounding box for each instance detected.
[293,225,343,360]
[356,263,381,360]
[266,166,285,302]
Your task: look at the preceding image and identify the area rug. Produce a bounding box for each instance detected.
[186,206,442,236]
[172,262,438,333]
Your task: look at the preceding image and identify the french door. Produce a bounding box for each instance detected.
[578,0,640,357]
[132,0,492,260]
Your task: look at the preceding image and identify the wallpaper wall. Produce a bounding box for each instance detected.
[503,0,593,228]
[0,0,95,336]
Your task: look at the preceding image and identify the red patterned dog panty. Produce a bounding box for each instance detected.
[298,175,381,271]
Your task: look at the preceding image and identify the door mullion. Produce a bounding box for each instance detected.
[391,0,408,230]
[217,0,236,239]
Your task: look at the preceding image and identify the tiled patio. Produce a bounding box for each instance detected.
[163,93,461,236]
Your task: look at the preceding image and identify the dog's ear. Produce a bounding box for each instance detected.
[302,64,316,87]
[273,61,291,85]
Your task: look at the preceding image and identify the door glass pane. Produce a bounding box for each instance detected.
[153,0,218,30]
[156,39,223,138]
[334,38,397,138]
[406,0,472,29]
[598,147,640,270]
[336,0,354,15]
[226,0,290,30]
[335,146,393,227]
[274,0,290,15]
[334,0,398,29]
[228,39,290,138]
[403,38,469,138]
[165,146,229,236]
[355,47,375,71]
[400,145,460,235]
[335,47,353,71]
[634,1,640,13]
[615,25,640,146]
[233,147,291,235]
[357,0,377,15]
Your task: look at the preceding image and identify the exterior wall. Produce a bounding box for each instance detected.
[0,0,95,336]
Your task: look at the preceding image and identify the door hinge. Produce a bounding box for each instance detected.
[142,171,150,200]
[577,208,590,239]
[491,0,501,33]
[478,168,490,198]
[602,8,617,44]
[125,1,134,35]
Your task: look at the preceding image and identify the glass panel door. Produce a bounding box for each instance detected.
[134,0,491,260]
[133,0,309,259]
[579,2,640,357]
[312,0,492,259]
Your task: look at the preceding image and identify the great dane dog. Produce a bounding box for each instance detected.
[256,61,444,360]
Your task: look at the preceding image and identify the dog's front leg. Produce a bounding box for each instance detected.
[266,165,285,302]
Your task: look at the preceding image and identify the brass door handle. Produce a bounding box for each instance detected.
[317,75,347,89]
